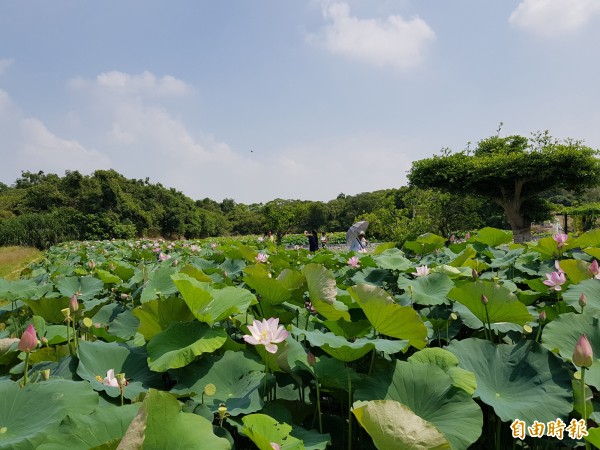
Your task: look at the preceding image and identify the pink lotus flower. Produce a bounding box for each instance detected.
[256,253,269,263]
[573,335,593,368]
[18,324,38,353]
[211,243,217,249]
[543,271,566,291]
[158,252,171,261]
[347,256,360,268]
[270,444,281,450]
[102,369,120,387]
[589,260,600,279]
[69,295,79,313]
[554,260,564,273]
[243,318,289,354]
[553,233,568,248]
[412,265,430,277]
[544,271,566,290]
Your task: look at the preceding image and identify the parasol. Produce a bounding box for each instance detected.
[346,221,369,249]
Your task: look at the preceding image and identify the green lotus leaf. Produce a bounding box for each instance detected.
[0,379,98,450]
[146,321,227,372]
[171,350,264,415]
[95,269,121,285]
[88,303,139,342]
[448,245,477,268]
[404,233,446,255]
[77,340,163,399]
[352,400,450,450]
[452,303,524,333]
[354,360,482,450]
[397,273,454,306]
[37,404,139,450]
[558,259,592,285]
[302,264,350,322]
[448,280,532,327]
[0,279,39,301]
[289,426,331,450]
[321,318,372,339]
[219,258,246,277]
[111,261,135,281]
[140,265,179,303]
[22,297,71,324]
[143,389,231,449]
[563,280,600,316]
[573,229,600,249]
[291,326,407,362]
[172,273,257,325]
[447,338,572,425]
[241,414,304,450]
[586,427,600,448]
[56,276,104,302]
[350,267,395,287]
[488,248,524,269]
[542,312,600,388]
[408,348,476,395]
[179,264,213,282]
[313,356,361,391]
[472,227,512,247]
[348,284,427,349]
[243,265,298,305]
[373,248,412,271]
[132,296,195,341]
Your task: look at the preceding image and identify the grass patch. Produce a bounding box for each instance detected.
[0,246,42,280]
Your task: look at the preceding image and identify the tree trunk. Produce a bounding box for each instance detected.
[500,202,531,243]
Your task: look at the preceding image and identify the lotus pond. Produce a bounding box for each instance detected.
[2,227,600,449]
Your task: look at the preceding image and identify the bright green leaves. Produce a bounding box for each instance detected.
[353,400,450,450]
[243,265,304,305]
[172,273,257,325]
[397,272,454,306]
[471,227,512,247]
[348,284,427,349]
[241,414,304,450]
[448,280,532,328]
[303,264,350,321]
[146,321,227,372]
[448,339,572,425]
[133,296,195,341]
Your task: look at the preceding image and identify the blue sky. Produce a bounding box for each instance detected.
[1,0,599,203]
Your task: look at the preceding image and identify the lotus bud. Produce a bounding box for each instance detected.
[41,369,51,380]
[573,335,593,368]
[87,260,96,269]
[539,310,547,322]
[18,324,38,353]
[472,269,478,279]
[120,293,128,301]
[61,308,71,319]
[579,293,587,308]
[69,295,79,313]
[307,352,316,366]
[481,294,488,305]
[116,372,127,388]
[41,336,48,346]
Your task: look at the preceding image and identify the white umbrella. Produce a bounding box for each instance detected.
[346,221,369,248]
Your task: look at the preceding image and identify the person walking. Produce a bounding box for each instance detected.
[304,230,319,252]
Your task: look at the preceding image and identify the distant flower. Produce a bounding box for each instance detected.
[589,260,600,279]
[190,245,200,252]
[412,265,430,277]
[211,243,217,249]
[101,369,120,387]
[543,271,566,291]
[152,247,161,253]
[539,310,546,322]
[270,443,281,450]
[348,256,360,268]
[481,294,488,305]
[307,352,316,366]
[573,335,593,368]
[18,324,38,353]
[158,252,171,261]
[464,232,471,240]
[243,318,289,354]
[256,253,269,263]
[257,237,264,243]
[580,293,588,308]
[449,234,456,243]
[553,233,568,249]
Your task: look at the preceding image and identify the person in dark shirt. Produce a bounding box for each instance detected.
[304,230,319,252]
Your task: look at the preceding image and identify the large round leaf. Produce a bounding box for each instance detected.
[447,338,572,425]
[408,348,476,395]
[89,303,139,342]
[447,280,532,327]
[140,265,179,303]
[291,326,407,362]
[243,265,303,305]
[56,276,104,302]
[171,273,257,325]
[77,340,163,399]
[348,284,427,349]
[241,414,303,450]
[472,227,512,247]
[354,360,482,450]
[0,380,98,450]
[397,273,454,306]
[143,389,231,449]
[37,404,139,450]
[563,280,600,316]
[352,400,450,450]
[146,321,227,372]
[373,248,412,271]
[132,296,195,341]
[303,264,350,322]
[542,312,600,388]
[171,350,265,416]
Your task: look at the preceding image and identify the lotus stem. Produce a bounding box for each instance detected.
[72,318,78,351]
[23,352,30,387]
[347,366,353,450]
[582,368,591,450]
[66,320,73,356]
[484,303,493,343]
[315,375,323,434]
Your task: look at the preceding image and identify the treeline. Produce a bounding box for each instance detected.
[0,169,513,249]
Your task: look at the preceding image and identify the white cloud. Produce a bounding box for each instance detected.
[0,58,14,76]
[308,1,435,70]
[70,70,192,97]
[19,118,111,173]
[509,0,600,36]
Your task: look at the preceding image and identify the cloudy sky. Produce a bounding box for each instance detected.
[1,0,599,203]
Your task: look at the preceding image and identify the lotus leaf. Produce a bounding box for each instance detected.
[397,272,454,306]
[241,413,304,450]
[132,295,195,340]
[302,264,350,322]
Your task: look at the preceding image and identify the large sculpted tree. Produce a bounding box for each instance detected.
[408,133,600,242]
